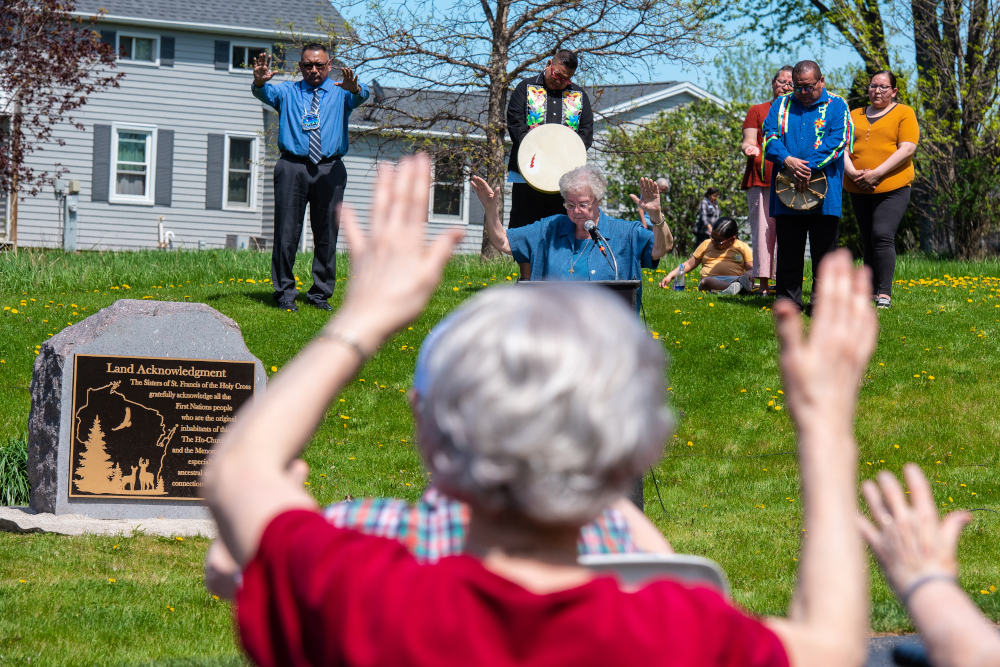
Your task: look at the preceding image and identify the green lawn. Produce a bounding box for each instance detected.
[1,248,999,665]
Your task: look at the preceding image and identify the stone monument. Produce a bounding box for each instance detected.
[27,300,266,520]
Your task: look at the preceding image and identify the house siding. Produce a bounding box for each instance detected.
[14,30,702,254]
[15,25,271,250]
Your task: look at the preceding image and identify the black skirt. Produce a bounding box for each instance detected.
[508,182,566,230]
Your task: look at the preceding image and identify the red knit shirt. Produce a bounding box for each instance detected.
[237,510,789,667]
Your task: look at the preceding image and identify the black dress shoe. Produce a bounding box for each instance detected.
[276,300,298,312]
[310,301,334,312]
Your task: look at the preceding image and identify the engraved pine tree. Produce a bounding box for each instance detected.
[74,415,115,494]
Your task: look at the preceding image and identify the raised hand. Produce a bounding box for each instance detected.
[470,175,501,209]
[630,177,663,225]
[859,465,970,596]
[335,66,360,93]
[773,249,877,432]
[335,154,464,352]
[252,52,275,87]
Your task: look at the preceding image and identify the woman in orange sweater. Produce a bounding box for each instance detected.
[844,70,919,309]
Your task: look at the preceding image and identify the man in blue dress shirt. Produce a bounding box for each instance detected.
[251,45,370,311]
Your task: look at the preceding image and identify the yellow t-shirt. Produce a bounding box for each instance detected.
[694,239,753,278]
[846,104,919,194]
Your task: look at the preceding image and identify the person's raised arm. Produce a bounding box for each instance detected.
[859,465,1000,667]
[250,52,281,108]
[471,175,512,256]
[631,177,673,257]
[204,155,463,567]
[764,250,877,667]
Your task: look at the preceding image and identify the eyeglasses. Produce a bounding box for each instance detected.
[300,61,330,70]
[774,81,794,89]
[711,235,735,244]
[793,85,817,93]
[548,67,572,84]
[563,200,594,212]
[868,84,893,91]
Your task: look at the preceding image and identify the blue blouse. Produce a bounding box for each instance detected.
[508,210,659,308]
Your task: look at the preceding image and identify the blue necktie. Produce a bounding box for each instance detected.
[308,90,322,164]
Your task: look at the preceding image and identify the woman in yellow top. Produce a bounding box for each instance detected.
[844,70,919,309]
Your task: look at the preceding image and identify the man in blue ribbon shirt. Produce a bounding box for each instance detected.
[763,60,854,312]
[251,45,369,312]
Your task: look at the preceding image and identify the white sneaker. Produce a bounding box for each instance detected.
[721,281,742,295]
[738,274,754,293]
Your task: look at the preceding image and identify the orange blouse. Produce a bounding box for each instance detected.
[846,104,919,194]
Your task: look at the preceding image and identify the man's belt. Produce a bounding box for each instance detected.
[280,152,342,164]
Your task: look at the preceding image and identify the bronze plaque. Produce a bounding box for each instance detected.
[69,354,255,500]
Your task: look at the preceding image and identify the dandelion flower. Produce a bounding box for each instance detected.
[271,366,277,372]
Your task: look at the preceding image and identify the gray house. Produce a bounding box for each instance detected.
[3,0,721,254]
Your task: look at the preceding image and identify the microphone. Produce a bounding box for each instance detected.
[584,221,608,257]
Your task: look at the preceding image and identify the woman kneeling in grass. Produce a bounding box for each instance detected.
[659,217,754,294]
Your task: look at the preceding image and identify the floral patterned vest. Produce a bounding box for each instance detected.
[526,85,584,131]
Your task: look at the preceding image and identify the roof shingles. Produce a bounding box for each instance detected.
[75,0,346,37]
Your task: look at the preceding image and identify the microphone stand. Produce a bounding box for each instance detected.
[595,228,619,280]
[585,220,620,280]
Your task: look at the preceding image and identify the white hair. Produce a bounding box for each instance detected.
[559,164,607,203]
[416,284,673,524]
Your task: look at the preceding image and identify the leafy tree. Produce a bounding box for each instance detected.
[728,0,1000,256]
[298,0,728,258]
[0,0,122,249]
[604,99,745,256]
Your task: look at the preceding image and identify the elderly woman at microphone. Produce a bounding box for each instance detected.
[471,166,673,302]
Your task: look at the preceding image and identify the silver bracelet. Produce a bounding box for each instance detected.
[900,573,957,608]
[318,328,367,360]
[647,217,665,227]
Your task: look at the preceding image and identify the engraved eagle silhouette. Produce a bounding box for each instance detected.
[111,407,132,431]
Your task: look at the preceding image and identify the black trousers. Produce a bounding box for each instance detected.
[775,214,840,309]
[850,187,911,297]
[508,182,565,229]
[271,154,347,305]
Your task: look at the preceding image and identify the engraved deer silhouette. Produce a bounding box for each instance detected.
[126,465,139,491]
[138,458,155,491]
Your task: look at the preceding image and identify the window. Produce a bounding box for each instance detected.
[117,34,159,65]
[430,157,467,221]
[110,125,157,204]
[232,45,268,70]
[224,135,257,209]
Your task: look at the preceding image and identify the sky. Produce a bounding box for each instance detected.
[334,0,918,97]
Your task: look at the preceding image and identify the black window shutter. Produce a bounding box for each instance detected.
[91,124,112,202]
[155,130,174,206]
[160,36,175,66]
[214,41,230,70]
[206,134,225,209]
